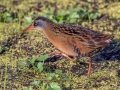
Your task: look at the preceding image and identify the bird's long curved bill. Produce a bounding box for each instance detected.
[21,25,34,36]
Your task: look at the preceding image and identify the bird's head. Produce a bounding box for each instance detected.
[21,16,53,35]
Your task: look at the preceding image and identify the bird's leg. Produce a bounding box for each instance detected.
[49,50,76,62]
[61,53,76,62]
[49,50,63,58]
[87,57,92,76]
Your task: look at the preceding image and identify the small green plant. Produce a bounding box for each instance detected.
[0,7,100,25]
[78,9,100,22]
[42,8,100,24]
[0,11,13,22]
[30,80,41,86]
[0,11,37,24]
[17,60,28,68]
[18,55,69,90]
[0,46,9,54]
[37,81,61,90]
[42,8,79,24]
[18,54,49,71]
[29,70,63,90]
[49,82,61,90]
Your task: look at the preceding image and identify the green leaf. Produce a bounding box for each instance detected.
[3,12,11,17]
[33,66,38,70]
[38,54,49,61]
[52,19,58,23]
[6,17,13,22]
[3,46,9,51]
[89,12,100,19]
[18,60,28,67]
[46,76,52,80]
[30,80,40,86]
[56,15,63,20]
[23,87,33,90]
[41,82,47,90]
[69,18,77,23]
[89,13,96,19]
[55,74,59,78]
[58,20,64,24]
[37,62,44,71]
[78,10,85,15]
[58,10,66,16]
[95,12,100,16]
[28,58,36,64]
[49,73,56,77]
[50,82,61,90]
[69,12,79,18]
[24,16,33,24]
[49,88,54,90]
[47,15,54,20]
[55,69,62,75]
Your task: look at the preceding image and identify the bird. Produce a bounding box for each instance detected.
[21,16,114,76]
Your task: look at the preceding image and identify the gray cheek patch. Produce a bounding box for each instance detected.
[35,20,46,30]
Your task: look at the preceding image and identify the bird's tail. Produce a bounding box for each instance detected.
[102,34,114,43]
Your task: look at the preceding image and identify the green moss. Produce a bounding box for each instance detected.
[99,2,120,19]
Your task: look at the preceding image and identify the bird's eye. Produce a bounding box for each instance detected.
[34,22,38,26]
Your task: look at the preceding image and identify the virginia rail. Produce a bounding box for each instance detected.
[22,16,114,75]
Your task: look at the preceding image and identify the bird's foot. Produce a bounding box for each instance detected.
[49,50,76,62]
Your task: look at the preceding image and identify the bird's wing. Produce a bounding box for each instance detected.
[63,24,114,54]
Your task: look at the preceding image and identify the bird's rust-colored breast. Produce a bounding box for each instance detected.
[43,27,78,56]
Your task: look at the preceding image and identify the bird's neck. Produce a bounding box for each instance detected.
[43,23,58,42]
